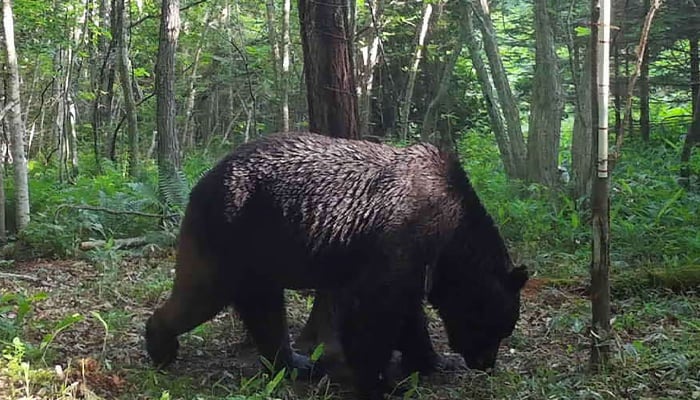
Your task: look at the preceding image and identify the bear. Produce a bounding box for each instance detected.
[145,132,528,400]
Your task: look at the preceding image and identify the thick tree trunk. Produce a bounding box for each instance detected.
[2,0,30,231]
[296,0,360,367]
[156,0,183,203]
[298,0,360,138]
[471,0,527,178]
[398,1,433,141]
[526,0,563,186]
[462,7,515,177]
[114,0,139,177]
[572,46,594,199]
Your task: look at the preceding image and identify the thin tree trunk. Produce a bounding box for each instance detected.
[572,46,594,199]
[358,0,382,137]
[526,0,563,186]
[182,12,210,149]
[2,0,30,231]
[156,0,183,205]
[265,0,281,131]
[421,22,464,150]
[680,81,700,186]
[613,0,662,162]
[690,36,699,120]
[471,0,527,178]
[298,0,360,138]
[590,0,611,368]
[114,0,139,177]
[398,1,433,141]
[613,39,621,137]
[462,4,516,178]
[639,0,651,143]
[280,0,291,132]
[0,80,6,241]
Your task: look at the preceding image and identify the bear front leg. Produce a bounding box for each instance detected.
[232,285,321,380]
[396,302,441,376]
[336,285,407,400]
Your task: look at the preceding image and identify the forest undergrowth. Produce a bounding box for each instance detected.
[1,130,698,399]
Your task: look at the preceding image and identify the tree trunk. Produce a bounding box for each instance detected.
[471,0,527,179]
[114,0,139,177]
[2,0,30,231]
[265,0,281,131]
[590,0,611,368]
[296,0,361,367]
[280,0,291,132]
[639,2,650,143]
[156,0,183,205]
[680,81,700,186]
[182,12,210,149]
[398,1,433,141]
[358,0,383,138]
[526,0,563,186]
[690,36,699,119]
[298,0,360,138]
[571,46,594,199]
[421,19,464,150]
[613,0,661,159]
[462,6,515,177]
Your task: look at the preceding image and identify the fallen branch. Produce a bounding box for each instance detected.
[54,204,180,222]
[79,236,150,251]
[0,271,43,284]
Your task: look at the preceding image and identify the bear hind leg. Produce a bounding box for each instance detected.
[232,284,321,380]
[145,234,229,368]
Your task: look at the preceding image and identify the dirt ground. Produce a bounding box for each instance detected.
[1,255,697,399]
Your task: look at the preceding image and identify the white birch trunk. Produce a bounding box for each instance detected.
[2,0,30,231]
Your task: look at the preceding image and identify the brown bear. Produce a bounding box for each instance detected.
[145,132,528,400]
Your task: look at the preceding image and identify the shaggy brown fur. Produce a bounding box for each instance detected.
[145,132,528,400]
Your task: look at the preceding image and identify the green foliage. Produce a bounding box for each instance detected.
[458,127,700,279]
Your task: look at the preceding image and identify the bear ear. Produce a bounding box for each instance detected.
[508,265,529,291]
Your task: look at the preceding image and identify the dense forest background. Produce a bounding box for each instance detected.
[0,0,698,399]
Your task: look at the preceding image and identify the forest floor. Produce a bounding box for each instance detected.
[0,252,698,400]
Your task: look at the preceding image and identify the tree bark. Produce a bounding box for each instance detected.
[590,0,611,368]
[114,0,140,177]
[526,0,563,186]
[471,0,527,178]
[156,0,183,203]
[398,1,433,141]
[2,0,30,232]
[572,46,594,199]
[690,36,699,119]
[298,0,360,138]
